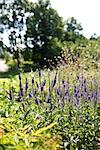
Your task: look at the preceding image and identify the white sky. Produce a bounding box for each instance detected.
[29,0,100,38]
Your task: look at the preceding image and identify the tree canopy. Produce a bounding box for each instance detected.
[0,0,89,68]
[24,0,64,66]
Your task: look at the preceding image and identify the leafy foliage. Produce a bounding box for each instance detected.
[24,0,64,66]
[0,0,29,67]
[0,68,100,149]
[0,0,92,69]
[0,1,100,148]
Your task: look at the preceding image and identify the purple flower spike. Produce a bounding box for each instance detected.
[19,74,21,80]
[91,92,94,99]
[77,75,80,81]
[41,86,44,92]
[33,89,37,95]
[8,89,13,100]
[52,79,56,87]
[32,77,34,84]
[35,99,39,105]
[62,79,65,84]
[25,78,28,92]
[19,79,24,97]
[43,80,46,86]
[18,74,24,97]
[84,79,86,84]
[74,93,78,98]
[74,85,77,93]
[76,98,79,105]
[36,82,39,88]
[18,91,23,102]
[84,86,87,93]
[41,80,46,91]
[52,72,57,88]
[88,96,91,100]
[80,93,83,97]
[38,70,41,78]
[46,96,51,103]
[29,93,33,98]
[57,88,62,97]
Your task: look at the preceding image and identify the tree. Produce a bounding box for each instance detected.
[90,33,98,40]
[0,39,5,58]
[0,0,29,67]
[24,0,64,66]
[64,17,83,43]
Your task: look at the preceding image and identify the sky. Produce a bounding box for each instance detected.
[29,0,100,38]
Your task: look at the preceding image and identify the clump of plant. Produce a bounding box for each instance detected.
[0,69,100,149]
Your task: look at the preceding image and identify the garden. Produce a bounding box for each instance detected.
[0,0,100,149]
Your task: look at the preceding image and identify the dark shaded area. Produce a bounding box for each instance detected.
[0,63,37,78]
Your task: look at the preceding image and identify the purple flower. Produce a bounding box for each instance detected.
[8,89,13,100]
[25,78,28,92]
[62,79,65,84]
[46,96,51,103]
[19,81,23,97]
[84,86,87,93]
[29,93,33,98]
[36,82,39,88]
[64,91,70,102]
[74,85,77,93]
[74,91,80,106]
[84,79,86,84]
[57,88,62,97]
[91,92,94,98]
[52,79,56,88]
[40,86,44,92]
[33,89,37,95]
[81,83,84,87]
[95,91,98,97]
[76,98,79,105]
[52,72,57,88]
[35,99,39,105]
[80,93,83,97]
[43,80,46,86]
[88,95,91,100]
[38,70,41,78]
[77,89,80,94]
[19,75,23,97]
[64,91,68,96]
[52,78,57,87]
[19,80,22,90]
[32,77,34,84]
[52,78,56,87]
[77,75,80,81]
[41,80,46,91]
[18,91,23,102]
[18,74,21,80]
[74,93,78,98]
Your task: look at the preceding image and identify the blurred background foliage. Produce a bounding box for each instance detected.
[0,0,100,72]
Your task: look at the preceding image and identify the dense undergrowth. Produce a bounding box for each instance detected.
[0,65,100,150]
[0,40,100,150]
